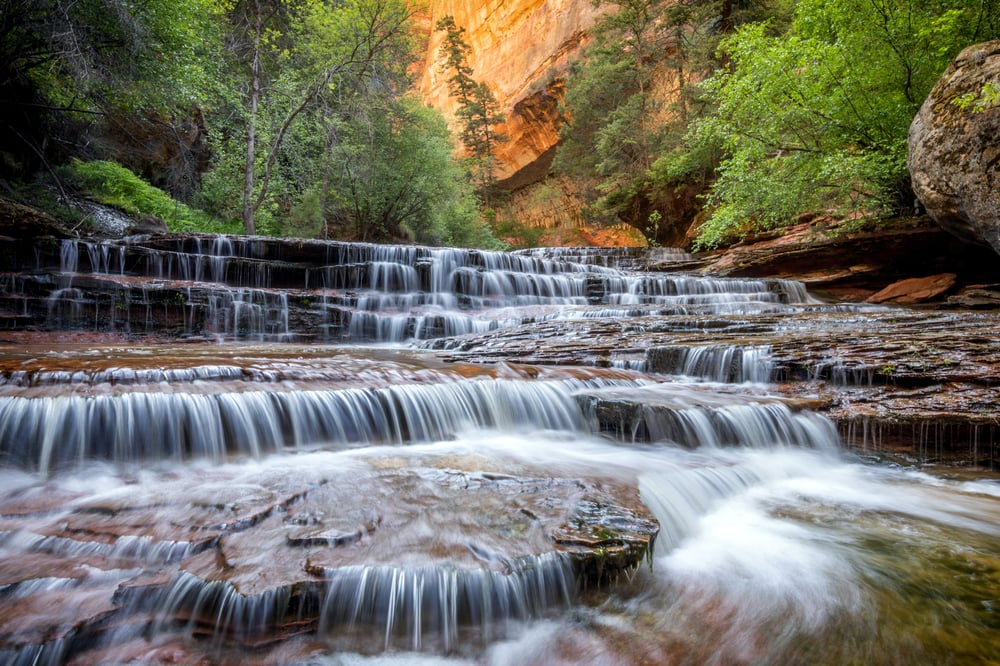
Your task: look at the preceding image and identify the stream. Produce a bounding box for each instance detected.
[0,236,997,664]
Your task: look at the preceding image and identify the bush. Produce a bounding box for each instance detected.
[63,159,240,234]
[688,0,999,249]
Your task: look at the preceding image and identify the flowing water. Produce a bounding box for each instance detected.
[0,236,998,665]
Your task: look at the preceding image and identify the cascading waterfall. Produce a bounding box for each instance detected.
[314,554,575,651]
[0,530,193,565]
[639,401,839,449]
[645,344,775,383]
[0,376,641,472]
[0,235,997,665]
[584,382,840,449]
[35,236,824,342]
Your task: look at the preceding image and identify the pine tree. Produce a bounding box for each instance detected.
[435,16,507,192]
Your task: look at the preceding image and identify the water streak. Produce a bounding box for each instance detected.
[40,237,826,342]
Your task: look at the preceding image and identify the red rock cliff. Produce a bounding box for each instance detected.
[414,0,603,187]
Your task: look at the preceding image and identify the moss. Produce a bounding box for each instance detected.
[60,159,240,234]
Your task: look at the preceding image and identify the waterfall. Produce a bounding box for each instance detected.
[2,235,997,664]
[646,345,775,383]
[638,401,840,450]
[33,236,827,343]
[0,377,638,472]
[315,555,575,650]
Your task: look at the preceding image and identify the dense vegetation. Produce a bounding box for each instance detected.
[556,0,1000,248]
[0,0,499,247]
[2,0,997,249]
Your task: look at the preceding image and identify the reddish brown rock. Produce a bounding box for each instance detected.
[415,1,604,184]
[694,216,998,302]
[0,455,659,658]
[866,273,958,305]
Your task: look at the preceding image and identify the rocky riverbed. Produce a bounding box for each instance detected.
[0,228,998,664]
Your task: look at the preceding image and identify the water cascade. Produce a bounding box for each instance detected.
[0,235,997,664]
[7,235,819,342]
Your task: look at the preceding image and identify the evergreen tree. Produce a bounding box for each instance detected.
[435,15,507,193]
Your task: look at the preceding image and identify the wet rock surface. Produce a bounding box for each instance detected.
[0,450,657,656]
[428,308,1000,465]
[0,236,998,663]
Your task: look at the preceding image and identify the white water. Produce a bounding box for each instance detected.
[43,237,827,342]
[6,429,993,663]
[2,238,999,664]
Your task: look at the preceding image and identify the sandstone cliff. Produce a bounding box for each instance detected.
[414,0,602,190]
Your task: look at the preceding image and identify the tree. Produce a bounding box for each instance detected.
[434,15,507,193]
[323,97,497,246]
[689,0,1000,249]
[554,0,766,237]
[211,0,420,234]
[0,0,222,182]
[198,0,495,245]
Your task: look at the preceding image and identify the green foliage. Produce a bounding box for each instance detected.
[64,159,238,233]
[555,2,662,200]
[324,97,500,247]
[952,81,1000,113]
[645,209,663,247]
[555,0,770,225]
[193,0,500,246]
[3,0,224,114]
[557,0,998,250]
[2,0,510,248]
[689,0,999,249]
[0,0,228,184]
[491,213,544,250]
[287,185,325,238]
[440,193,505,250]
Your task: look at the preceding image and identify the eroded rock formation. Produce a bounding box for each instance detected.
[693,216,1000,304]
[428,306,1000,466]
[415,0,602,186]
[909,40,1000,255]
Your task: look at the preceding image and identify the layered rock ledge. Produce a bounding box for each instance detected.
[426,308,1000,466]
[0,449,658,658]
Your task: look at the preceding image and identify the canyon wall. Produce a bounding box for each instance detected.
[414,0,603,194]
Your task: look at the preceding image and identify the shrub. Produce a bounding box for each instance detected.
[63,159,240,234]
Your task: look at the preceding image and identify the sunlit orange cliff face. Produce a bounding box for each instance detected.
[413,0,603,187]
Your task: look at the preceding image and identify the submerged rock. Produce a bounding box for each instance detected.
[0,457,658,657]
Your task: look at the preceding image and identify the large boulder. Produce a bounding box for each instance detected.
[909,41,1000,255]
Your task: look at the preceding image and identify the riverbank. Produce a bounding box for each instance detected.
[681,215,1000,308]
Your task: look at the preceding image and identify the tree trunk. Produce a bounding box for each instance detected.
[242,0,262,236]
